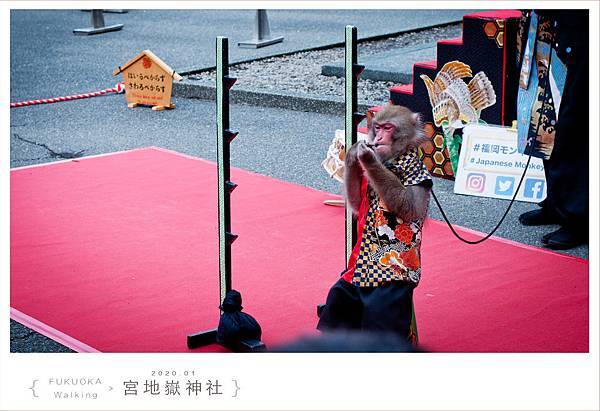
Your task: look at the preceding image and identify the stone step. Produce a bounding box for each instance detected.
[320,42,437,83]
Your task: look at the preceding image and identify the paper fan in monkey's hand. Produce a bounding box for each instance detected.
[322,130,347,183]
[322,130,368,183]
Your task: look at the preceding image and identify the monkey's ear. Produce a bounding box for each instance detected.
[412,112,421,124]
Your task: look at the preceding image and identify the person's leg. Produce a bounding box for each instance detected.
[541,15,589,249]
[519,12,588,247]
[359,282,415,341]
[317,278,362,331]
[518,200,556,226]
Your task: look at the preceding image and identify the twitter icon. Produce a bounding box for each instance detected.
[494,176,515,196]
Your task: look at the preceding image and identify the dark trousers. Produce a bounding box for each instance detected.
[317,278,415,341]
[541,11,589,238]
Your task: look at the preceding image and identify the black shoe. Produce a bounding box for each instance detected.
[543,227,586,250]
[541,231,553,244]
[519,208,556,226]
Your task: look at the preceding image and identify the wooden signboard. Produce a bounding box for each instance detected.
[112,50,182,111]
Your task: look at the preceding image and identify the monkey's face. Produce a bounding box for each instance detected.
[370,121,397,161]
[369,105,424,160]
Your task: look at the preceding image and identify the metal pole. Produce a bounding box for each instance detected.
[238,10,284,49]
[344,25,365,266]
[91,10,105,28]
[187,37,238,349]
[256,10,270,41]
[73,9,123,35]
[216,36,239,305]
[318,26,366,318]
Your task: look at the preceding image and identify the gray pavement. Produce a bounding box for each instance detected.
[8,9,589,353]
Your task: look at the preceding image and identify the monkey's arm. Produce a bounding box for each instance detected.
[357,144,430,221]
[364,164,430,221]
[344,143,364,215]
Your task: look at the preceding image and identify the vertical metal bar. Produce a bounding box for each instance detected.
[238,10,283,48]
[74,9,123,35]
[257,10,270,41]
[216,37,232,306]
[344,26,358,267]
[91,9,105,28]
[253,10,261,41]
[186,36,238,349]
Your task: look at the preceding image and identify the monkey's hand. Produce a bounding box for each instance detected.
[345,142,360,167]
[344,143,366,215]
[357,141,378,167]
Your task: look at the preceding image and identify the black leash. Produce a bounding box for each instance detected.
[430,144,535,245]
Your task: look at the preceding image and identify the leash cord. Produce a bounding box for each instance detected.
[430,144,534,245]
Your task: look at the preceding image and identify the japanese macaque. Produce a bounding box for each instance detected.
[344,105,431,221]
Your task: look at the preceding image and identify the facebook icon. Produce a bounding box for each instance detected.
[524,179,546,200]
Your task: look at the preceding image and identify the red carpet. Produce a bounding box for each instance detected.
[10,147,588,352]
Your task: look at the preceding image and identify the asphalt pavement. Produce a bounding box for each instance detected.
[10,9,470,101]
[8,9,589,353]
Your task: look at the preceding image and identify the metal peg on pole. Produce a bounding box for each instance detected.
[238,10,284,49]
[73,9,124,35]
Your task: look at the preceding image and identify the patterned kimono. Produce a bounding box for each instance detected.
[318,148,432,343]
[342,149,433,287]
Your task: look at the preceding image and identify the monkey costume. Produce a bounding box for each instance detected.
[317,148,432,344]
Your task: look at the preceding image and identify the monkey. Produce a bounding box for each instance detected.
[317,104,433,345]
[345,105,431,221]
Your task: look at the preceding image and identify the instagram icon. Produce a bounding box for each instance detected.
[466,173,486,193]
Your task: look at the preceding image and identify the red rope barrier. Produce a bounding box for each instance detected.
[10,83,125,108]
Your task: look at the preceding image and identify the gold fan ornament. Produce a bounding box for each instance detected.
[421,61,496,131]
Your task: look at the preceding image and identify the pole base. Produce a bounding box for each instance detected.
[187,328,218,349]
[187,328,266,352]
[238,36,284,49]
[234,339,267,352]
[81,9,128,13]
[73,24,123,35]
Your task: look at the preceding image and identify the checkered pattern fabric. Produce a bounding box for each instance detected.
[385,148,432,186]
[350,149,431,287]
